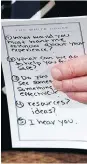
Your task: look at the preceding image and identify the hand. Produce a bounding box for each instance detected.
[51,55,87,103]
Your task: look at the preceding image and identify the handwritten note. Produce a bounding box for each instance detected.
[1,16,87,149]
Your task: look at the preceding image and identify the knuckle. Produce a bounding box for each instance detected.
[62,79,77,92]
[70,79,77,91]
[67,61,76,77]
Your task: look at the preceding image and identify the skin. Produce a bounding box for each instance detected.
[51,55,87,103]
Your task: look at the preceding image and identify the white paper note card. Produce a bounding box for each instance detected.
[1,16,87,149]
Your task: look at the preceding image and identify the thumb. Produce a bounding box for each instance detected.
[51,55,87,81]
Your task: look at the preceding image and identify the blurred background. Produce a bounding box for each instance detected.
[1,1,87,19]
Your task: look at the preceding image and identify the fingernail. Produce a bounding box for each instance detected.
[66,92,73,97]
[51,68,62,80]
[52,80,62,91]
[65,92,74,99]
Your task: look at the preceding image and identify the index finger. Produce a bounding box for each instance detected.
[51,55,87,81]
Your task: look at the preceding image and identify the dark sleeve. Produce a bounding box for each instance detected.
[11,1,40,19]
[43,1,87,18]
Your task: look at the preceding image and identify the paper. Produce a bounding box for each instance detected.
[1,16,87,149]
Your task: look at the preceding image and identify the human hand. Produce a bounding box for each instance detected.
[51,55,87,103]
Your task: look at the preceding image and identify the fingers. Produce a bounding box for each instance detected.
[52,76,87,92]
[51,55,87,103]
[51,55,87,80]
[66,92,87,103]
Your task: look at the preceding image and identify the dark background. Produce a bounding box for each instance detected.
[1,1,87,151]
